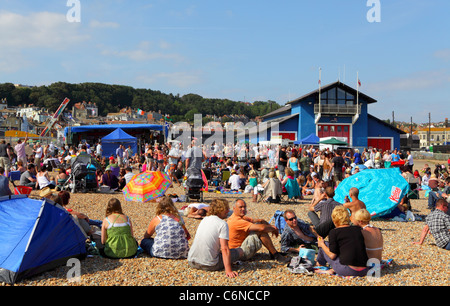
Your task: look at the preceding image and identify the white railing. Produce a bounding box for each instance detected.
[314,104,361,115]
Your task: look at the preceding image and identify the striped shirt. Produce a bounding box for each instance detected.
[314,198,342,224]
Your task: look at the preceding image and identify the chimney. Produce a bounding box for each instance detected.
[446,118,448,128]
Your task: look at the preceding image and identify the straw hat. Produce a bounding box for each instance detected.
[39,187,55,198]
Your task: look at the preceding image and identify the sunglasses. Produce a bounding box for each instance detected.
[286,216,297,221]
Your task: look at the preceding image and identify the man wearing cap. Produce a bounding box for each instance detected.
[427,176,443,210]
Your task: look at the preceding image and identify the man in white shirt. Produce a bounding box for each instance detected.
[407,151,414,172]
[124,167,135,185]
[188,198,243,278]
[34,142,43,167]
[167,142,181,186]
[95,142,102,158]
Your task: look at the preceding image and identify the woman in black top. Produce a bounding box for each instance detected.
[316,206,369,277]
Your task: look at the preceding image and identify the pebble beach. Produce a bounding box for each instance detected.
[4,159,449,287]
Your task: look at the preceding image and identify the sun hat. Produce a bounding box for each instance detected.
[39,187,54,198]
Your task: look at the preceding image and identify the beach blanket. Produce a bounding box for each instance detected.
[334,168,410,218]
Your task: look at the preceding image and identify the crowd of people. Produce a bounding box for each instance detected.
[1,135,449,279]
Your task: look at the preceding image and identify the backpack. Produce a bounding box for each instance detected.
[269,210,286,234]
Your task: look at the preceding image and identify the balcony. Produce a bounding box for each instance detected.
[314,104,361,115]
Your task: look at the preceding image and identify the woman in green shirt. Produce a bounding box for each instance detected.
[101,198,138,259]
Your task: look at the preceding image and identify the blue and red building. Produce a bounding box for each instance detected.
[261,81,405,152]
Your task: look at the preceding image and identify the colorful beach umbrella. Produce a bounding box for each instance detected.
[123,171,172,202]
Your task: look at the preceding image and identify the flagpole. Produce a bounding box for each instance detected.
[319,67,322,114]
[315,67,322,126]
[356,71,359,115]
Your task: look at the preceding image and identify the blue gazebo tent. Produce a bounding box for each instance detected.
[101,128,138,158]
[294,133,319,145]
[0,195,87,284]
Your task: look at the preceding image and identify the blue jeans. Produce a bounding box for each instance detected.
[427,190,442,210]
[88,219,103,228]
[278,165,286,178]
[140,238,155,257]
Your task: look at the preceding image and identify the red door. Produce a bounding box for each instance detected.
[368,138,391,152]
[318,125,350,142]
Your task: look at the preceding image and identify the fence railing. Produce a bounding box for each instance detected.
[314,104,361,115]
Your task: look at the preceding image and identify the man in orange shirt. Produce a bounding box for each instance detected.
[227,199,291,264]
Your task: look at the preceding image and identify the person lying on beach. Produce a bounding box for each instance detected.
[184,203,210,219]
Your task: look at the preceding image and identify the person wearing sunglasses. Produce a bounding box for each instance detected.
[280,209,317,254]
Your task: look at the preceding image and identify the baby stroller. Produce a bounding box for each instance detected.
[185,167,204,202]
[64,154,100,193]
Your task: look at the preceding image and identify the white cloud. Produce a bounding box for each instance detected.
[0,10,89,73]
[0,11,89,50]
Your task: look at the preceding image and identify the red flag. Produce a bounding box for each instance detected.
[358,79,361,87]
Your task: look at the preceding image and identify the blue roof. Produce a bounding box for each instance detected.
[294,133,319,145]
[101,128,136,142]
[64,124,163,137]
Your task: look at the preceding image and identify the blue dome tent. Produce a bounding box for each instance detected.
[0,195,87,284]
[101,128,138,158]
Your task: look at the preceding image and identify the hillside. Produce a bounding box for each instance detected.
[0,82,281,123]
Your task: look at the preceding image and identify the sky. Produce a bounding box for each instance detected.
[0,0,449,124]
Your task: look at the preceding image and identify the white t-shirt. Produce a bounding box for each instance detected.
[35,146,43,158]
[187,215,229,266]
[228,174,240,190]
[168,148,180,165]
[407,154,414,166]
